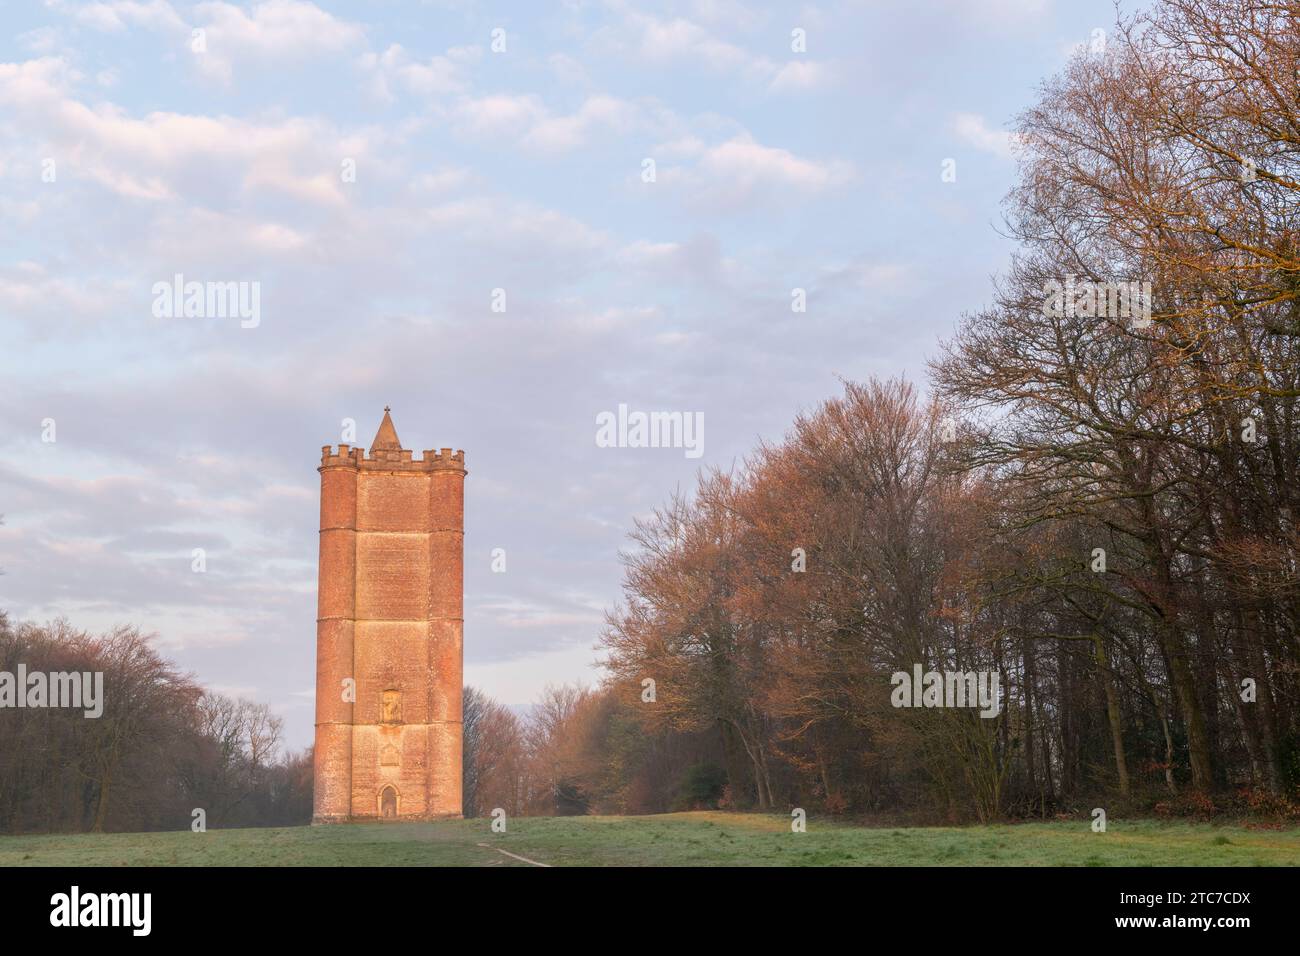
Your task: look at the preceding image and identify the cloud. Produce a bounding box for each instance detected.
[0,58,364,207]
[955,0,1049,16]
[658,133,854,208]
[770,59,833,92]
[952,112,1017,158]
[449,92,670,153]
[547,52,590,86]
[702,136,841,186]
[50,0,369,87]
[629,13,756,68]
[0,56,82,103]
[191,0,366,84]
[359,43,478,102]
[520,94,647,152]
[0,262,122,323]
[57,0,186,34]
[17,27,66,55]
[590,8,832,93]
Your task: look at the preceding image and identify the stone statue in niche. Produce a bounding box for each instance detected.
[381,689,401,724]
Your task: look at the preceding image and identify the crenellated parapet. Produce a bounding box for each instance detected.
[319,444,466,473]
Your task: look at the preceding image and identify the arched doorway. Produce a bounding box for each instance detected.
[380,786,398,819]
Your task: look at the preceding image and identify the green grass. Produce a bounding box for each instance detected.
[1,813,1297,867]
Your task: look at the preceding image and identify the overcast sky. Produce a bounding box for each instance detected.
[0,0,1142,749]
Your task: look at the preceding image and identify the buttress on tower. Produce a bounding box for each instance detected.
[313,409,466,822]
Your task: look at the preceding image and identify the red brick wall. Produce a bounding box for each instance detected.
[313,444,465,822]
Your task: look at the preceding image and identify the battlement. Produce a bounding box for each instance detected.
[319,444,466,471]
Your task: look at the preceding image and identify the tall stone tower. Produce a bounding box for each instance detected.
[313,408,466,822]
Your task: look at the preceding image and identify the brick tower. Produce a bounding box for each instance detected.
[313,408,466,823]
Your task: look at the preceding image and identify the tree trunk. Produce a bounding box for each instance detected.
[1164,628,1215,791]
[1093,635,1130,797]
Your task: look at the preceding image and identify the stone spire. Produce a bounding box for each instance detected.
[370,406,402,452]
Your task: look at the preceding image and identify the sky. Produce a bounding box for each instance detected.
[0,0,1145,750]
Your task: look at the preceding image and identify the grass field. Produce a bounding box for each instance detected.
[2,813,1298,867]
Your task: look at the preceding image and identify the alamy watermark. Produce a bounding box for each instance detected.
[50,886,150,936]
[595,404,704,459]
[0,665,104,718]
[1042,275,1152,328]
[152,274,261,328]
[890,664,1002,718]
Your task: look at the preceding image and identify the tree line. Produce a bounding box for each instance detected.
[0,613,311,833]
[463,0,1300,823]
